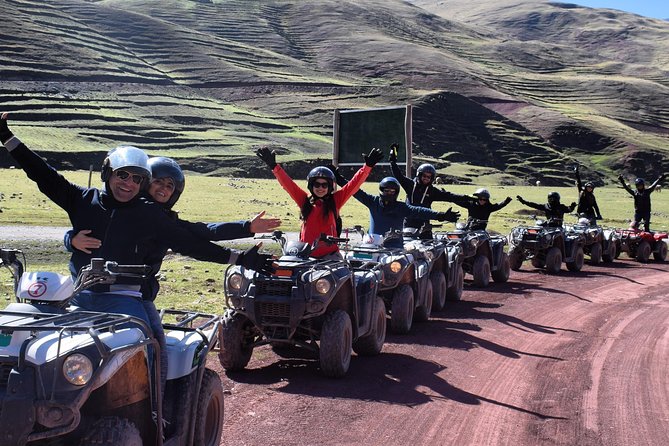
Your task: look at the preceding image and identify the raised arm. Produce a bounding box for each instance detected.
[388,145,414,195]
[403,203,460,222]
[490,196,513,212]
[618,175,635,196]
[575,165,583,192]
[516,195,545,211]
[333,148,382,208]
[647,173,666,193]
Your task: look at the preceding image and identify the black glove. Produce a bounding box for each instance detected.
[574,165,579,173]
[363,147,384,167]
[436,207,460,222]
[237,245,275,275]
[256,147,277,169]
[0,113,14,143]
[504,196,512,204]
[516,195,524,202]
[388,144,399,163]
[617,174,624,181]
[570,202,577,208]
[596,214,603,220]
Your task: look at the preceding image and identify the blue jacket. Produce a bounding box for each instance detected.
[352,189,444,247]
[9,143,239,294]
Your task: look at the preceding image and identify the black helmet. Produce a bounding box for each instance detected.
[473,188,491,200]
[307,166,335,193]
[547,191,561,203]
[584,181,594,189]
[148,157,185,208]
[100,146,151,186]
[379,177,401,201]
[635,178,645,186]
[416,164,436,183]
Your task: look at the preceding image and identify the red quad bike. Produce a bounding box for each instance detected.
[614,228,669,263]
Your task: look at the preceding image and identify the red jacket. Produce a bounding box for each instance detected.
[273,164,371,257]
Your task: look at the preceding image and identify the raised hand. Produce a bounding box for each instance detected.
[249,210,281,234]
[0,112,14,143]
[256,147,277,169]
[363,147,384,167]
[71,230,102,254]
[437,207,460,222]
[388,143,399,163]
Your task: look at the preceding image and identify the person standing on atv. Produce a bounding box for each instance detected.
[334,173,460,248]
[442,188,512,230]
[0,113,274,329]
[618,173,666,232]
[256,146,383,259]
[64,156,281,396]
[574,165,602,225]
[516,192,576,227]
[388,144,459,238]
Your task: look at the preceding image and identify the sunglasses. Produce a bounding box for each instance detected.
[115,170,144,185]
[312,181,330,189]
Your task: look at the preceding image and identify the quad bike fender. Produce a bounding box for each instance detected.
[165,328,215,380]
[352,270,382,338]
[0,367,36,446]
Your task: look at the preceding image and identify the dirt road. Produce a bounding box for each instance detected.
[214,259,669,446]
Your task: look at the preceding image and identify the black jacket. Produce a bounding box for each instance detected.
[445,193,511,229]
[620,176,663,214]
[517,197,576,227]
[390,160,459,228]
[575,170,601,218]
[9,143,238,295]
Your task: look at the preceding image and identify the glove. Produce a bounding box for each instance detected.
[0,112,14,143]
[237,244,275,275]
[570,202,577,208]
[363,147,384,167]
[504,196,512,204]
[574,165,579,173]
[437,207,460,222]
[256,147,277,169]
[388,144,398,163]
[617,174,624,181]
[516,195,524,202]
[596,214,603,220]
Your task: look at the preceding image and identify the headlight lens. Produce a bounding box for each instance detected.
[315,278,331,294]
[389,261,402,274]
[63,353,93,386]
[228,273,243,291]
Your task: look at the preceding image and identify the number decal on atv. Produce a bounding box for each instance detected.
[28,281,47,297]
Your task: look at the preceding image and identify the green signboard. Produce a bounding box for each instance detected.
[333,106,412,172]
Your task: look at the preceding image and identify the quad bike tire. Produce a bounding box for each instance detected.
[320,310,352,378]
[414,280,433,323]
[472,255,491,288]
[636,240,651,262]
[508,246,524,271]
[653,241,668,262]
[429,270,447,312]
[353,297,386,356]
[602,242,616,263]
[193,369,225,446]
[589,242,602,265]
[79,416,142,446]
[545,247,562,274]
[390,284,415,334]
[567,246,585,272]
[219,312,254,371]
[615,242,622,259]
[491,252,511,283]
[445,265,464,301]
[531,256,545,269]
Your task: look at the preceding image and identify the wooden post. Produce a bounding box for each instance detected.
[332,109,341,167]
[405,104,413,177]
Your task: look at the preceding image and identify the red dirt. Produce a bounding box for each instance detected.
[211,258,669,446]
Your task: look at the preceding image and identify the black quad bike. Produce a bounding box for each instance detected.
[564,216,618,264]
[402,224,464,310]
[0,248,224,446]
[508,218,586,274]
[220,231,385,378]
[434,219,510,288]
[343,227,433,334]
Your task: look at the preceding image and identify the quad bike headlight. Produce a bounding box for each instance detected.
[63,353,93,386]
[315,278,331,294]
[228,272,244,291]
[389,261,402,274]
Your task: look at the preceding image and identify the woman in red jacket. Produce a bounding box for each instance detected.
[256,147,383,258]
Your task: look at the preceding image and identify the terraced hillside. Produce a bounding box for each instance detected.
[0,0,667,184]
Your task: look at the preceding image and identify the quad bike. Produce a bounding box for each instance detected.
[342,227,432,335]
[614,228,668,263]
[508,217,586,274]
[564,216,618,264]
[0,248,224,446]
[434,219,510,288]
[220,231,385,378]
[402,223,464,310]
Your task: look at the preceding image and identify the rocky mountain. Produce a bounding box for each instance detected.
[0,0,667,184]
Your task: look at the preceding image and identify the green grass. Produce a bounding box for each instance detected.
[3,168,669,311]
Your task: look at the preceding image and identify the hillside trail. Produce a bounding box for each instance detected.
[214,259,669,445]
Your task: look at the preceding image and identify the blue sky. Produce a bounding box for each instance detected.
[559,1,668,19]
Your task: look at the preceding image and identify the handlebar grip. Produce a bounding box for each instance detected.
[0,248,19,263]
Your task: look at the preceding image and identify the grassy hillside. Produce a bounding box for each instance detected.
[0,0,667,185]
